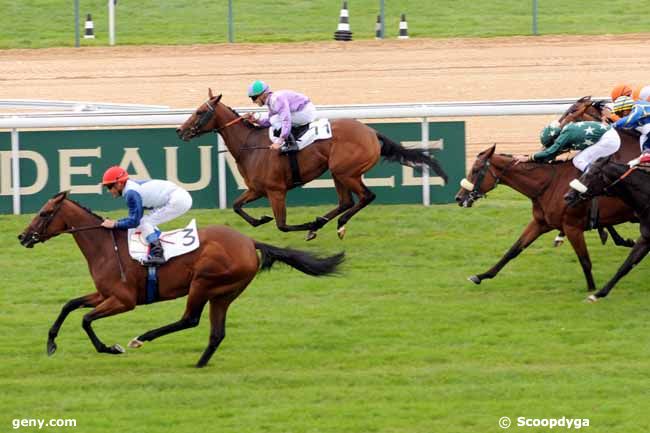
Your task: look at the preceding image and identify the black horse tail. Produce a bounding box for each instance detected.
[255,242,344,276]
[377,132,448,182]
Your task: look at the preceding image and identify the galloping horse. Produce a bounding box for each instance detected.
[455,142,639,292]
[565,157,650,301]
[18,192,344,367]
[177,90,448,241]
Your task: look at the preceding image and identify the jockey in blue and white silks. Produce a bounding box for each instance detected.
[612,97,650,154]
[245,80,317,153]
[100,166,192,266]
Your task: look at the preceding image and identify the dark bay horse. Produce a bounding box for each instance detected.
[176,90,447,241]
[565,157,650,301]
[18,192,344,368]
[455,141,639,292]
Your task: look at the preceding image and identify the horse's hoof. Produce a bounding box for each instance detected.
[586,295,598,303]
[128,338,144,349]
[306,231,317,241]
[47,340,57,356]
[553,240,564,247]
[468,275,481,284]
[337,226,346,239]
[259,215,273,224]
[109,343,125,354]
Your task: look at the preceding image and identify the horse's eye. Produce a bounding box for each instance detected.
[39,211,48,217]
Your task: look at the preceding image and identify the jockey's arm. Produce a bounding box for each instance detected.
[532,135,566,163]
[115,190,144,229]
[273,97,292,140]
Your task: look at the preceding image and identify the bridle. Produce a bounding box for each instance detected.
[464,157,517,202]
[189,98,242,138]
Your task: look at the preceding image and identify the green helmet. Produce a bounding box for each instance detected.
[540,121,561,147]
[247,80,269,97]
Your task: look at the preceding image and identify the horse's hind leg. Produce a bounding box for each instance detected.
[233,189,274,227]
[590,236,650,302]
[81,295,135,355]
[333,177,376,239]
[196,294,237,368]
[470,219,550,284]
[306,178,355,241]
[129,289,208,348]
[47,292,102,356]
[606,226,636,248]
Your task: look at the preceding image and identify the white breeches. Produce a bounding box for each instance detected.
[269,102,317,131]
[636,123,650,150]
[138,189,193,239]
[572,128,621,172]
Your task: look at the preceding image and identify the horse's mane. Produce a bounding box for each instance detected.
[225,104,266,131]
[65,197,104,221]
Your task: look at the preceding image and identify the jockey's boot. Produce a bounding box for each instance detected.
[143,239,165,266]
[280,134,299,155]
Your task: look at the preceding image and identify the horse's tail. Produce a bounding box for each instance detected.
[254,242,344,276]
[377,132,448,182]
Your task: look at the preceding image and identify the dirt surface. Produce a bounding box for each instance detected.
[2,34,650,166]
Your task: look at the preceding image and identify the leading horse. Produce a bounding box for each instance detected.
[176,90,448,241]
[565,157,650,301]
[455,137,639,292]
[18,192,344,368]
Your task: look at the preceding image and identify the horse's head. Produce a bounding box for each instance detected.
[176,89,224,141]
[564,157,623,207]
[455,144,502,207]
[559,96,613,125]
[18,191,70,248]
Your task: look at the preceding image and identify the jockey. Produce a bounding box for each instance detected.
[100,166,193,266]
[612,96,650,160]
[514,120,619,171]
[611,83,650,102]
[244,80,317,154]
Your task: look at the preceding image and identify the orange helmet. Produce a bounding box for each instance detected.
[611,83,633,101]
[102,166,129,185]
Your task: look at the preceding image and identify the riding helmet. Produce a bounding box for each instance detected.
[102,166,129,185]
[613,96,634,115]
[248,80,269,97]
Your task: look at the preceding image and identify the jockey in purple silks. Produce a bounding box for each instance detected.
[244,80,317,154]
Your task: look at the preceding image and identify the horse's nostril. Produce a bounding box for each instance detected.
[17,233,24,241]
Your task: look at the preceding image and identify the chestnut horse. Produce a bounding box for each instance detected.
[18,192,344,368]
[176,90,447,241]
[566,157,650,301]
[455,139,639,292]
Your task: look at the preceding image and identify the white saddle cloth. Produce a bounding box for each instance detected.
[127,219,200,263]
[268,118,333,150]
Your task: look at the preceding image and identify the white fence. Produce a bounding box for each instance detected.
[1,98,591,214]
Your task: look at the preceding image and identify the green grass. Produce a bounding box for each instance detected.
[1,0,649,48]
[1,187,648,432]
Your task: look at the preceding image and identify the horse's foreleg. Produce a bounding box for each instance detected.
[334,179,376,239]
[591,237,650,302]
[267,190,315,232]
[196,296,233,368]
[306,179,355,241]
[47,292,102,356]
[129,289,207,348]
[470,219,550,284]
[564,227,596,292]
[81,296,135,355]
[233,189,273,227]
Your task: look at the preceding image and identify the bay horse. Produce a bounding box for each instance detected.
[18,191,344,368]
[455,138,639,292]
[176,90,448,241]
[565,157,650,301]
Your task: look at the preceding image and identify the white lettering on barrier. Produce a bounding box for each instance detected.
[0,150,48,195]
[58,147,102,194]
[164,146,212,191]
[119,148,151,180]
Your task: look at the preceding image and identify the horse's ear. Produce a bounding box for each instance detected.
[53,190,70,201]
[208,88,214,99]
[215,94,222,104]
[486,144,497,158]
[578,95,592,103]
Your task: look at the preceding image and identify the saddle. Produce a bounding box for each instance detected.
[127,219,200,264]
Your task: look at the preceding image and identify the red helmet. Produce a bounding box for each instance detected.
[102,166,129,185]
